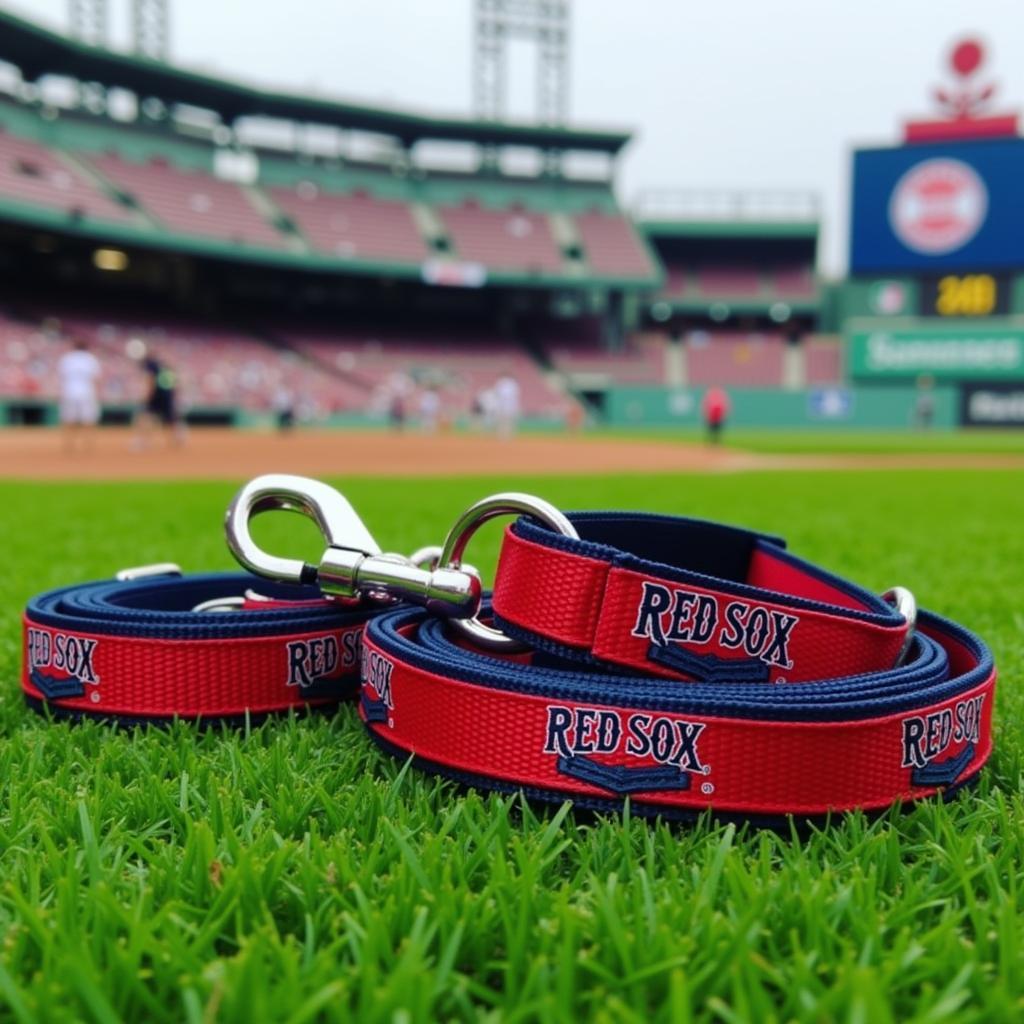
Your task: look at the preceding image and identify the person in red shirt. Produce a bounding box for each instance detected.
[701,386,731,445]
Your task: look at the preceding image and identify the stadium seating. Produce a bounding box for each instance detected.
[573,210,657,278]
[86,153,287,248]
[685,331,785,387]
[661,266,690,297]
[67,314,363,414]
[269,184,428,263]
[526,315,667,385]
[0,308,137,403]
[803,335,844,385]
[772,264,817,297]
[544,330,667,385]
[0,306,367,416]
[437,201,563,273]
[695,266,763,297]
[284,326,574,420]
[0,129,132,223]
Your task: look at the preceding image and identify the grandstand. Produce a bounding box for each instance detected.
[0,6,669,427]
[0,8,1021,434]
[631,192,825,395]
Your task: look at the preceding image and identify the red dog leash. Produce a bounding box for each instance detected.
[227,476,996,820]
[23,474,996,821]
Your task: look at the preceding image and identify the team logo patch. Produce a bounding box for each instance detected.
[543,704,709,794]
[360,648,395,724]
[286,629,361,688]
[632,582,798,680]
[888,158,988,255]
[901,694,984,787]
[26,628,100,699]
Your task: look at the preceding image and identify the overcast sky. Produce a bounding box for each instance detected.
[17,0,1024,274]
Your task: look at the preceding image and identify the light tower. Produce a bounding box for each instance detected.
[68,0,170,59]
[68,0,110,46]
[131,0,169,60]
[473,0,570,125]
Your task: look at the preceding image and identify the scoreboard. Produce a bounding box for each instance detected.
[850,138,1024,274]
[920,273,1010,317]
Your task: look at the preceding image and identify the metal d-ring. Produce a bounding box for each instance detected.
[438,492,578,651]
[882,586,917,667]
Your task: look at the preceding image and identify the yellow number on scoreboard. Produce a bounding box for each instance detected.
[936,274,997,316]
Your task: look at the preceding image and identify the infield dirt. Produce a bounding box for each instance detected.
[1,427,1023,479]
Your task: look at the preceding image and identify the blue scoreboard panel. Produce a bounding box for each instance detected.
[850,138,1024,274]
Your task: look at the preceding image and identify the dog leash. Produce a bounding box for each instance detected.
[20,479,458,722]
[22,474,996,820]
[21,570,370,722]
[227,476,995,820]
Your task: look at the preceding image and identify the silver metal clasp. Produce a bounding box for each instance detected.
[225,474,482,616]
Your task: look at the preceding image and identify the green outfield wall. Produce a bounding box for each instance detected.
[605,385,958,430]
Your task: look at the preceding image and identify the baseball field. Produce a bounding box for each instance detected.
[0,429,1021,1022]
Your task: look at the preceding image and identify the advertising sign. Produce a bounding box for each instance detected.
[848,326,1024,379]
[960,383,1024,425]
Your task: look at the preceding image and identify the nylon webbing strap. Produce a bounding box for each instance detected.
[359,513,996,819]
[21,505,997,819]
[22,573,369,722]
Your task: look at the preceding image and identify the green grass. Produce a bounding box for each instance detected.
[0,470,1022,1022]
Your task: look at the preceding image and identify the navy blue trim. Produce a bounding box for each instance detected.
[912,744,975,788]
[511,516,898,625]
[557,755,691,794]
[26,573,371,640]
[22,693,344,728]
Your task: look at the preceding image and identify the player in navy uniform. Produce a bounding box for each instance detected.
[132,347,185,448]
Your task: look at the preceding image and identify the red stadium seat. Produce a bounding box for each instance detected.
[573,209,657,278]
[270,184,428,263]
[685,330,785,387]
[0,130,132,223]
[438,201,563,274]
[87,154,287,248]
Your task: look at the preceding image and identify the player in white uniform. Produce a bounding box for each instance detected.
[57,339,102,452]
[494,375,521,438]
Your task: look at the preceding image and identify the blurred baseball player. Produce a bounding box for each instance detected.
[132,346,185,449]
[56,338,101,453]
[701,386,731,445]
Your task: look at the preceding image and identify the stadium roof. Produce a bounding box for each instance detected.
[0,9,632,154]
[635,190,820,238]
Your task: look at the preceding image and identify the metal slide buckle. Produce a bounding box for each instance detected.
[225,474,482,617]
[882,586,917,667]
